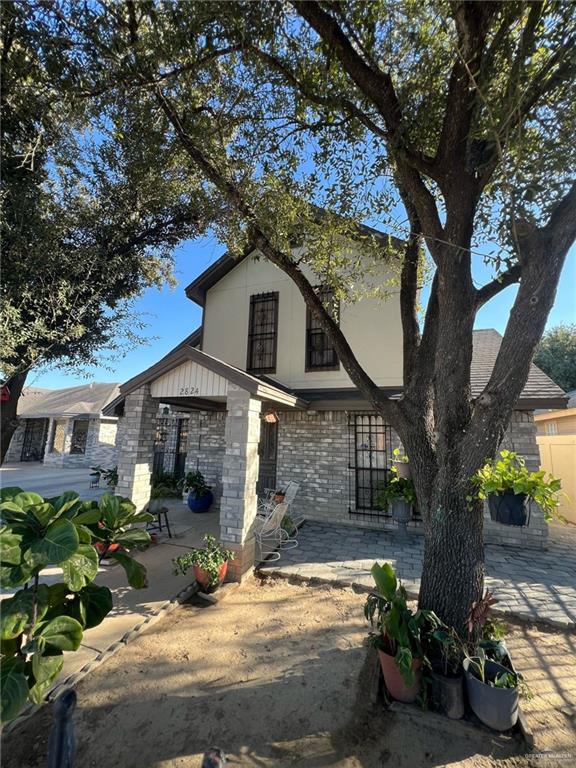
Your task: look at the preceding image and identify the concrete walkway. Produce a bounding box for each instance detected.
[0,463,108,501]
[262,520,576,628]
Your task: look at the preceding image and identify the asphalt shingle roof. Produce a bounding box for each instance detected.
[471,329,566,402]
[17,383,120,418]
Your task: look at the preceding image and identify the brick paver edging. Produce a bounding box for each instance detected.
[1,581,199,736]
[261,567,575,631]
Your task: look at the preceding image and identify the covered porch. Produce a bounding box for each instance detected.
[109,345,307,580]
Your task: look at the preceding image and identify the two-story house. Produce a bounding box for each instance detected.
[108,239,566,579]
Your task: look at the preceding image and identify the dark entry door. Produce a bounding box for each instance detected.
[173,418,188,479]
[21,418,49,462]
[257,420,278,496]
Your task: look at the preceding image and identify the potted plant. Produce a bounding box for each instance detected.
[91,465,118,489]
[472,449,562,526]
[173,534,234,592]
[365,562,441,703]
[281,512,297,537]
[149,483,172,514]
[392,448,411,479]
[183,470,214,513]
[376,471,417,539]
[428,627,465,720]
[463,647,523,731]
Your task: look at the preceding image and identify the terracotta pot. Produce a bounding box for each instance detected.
[95,542,120,556]
[378,650,422,703]
[193,561,228,592]
[274,493,286,504]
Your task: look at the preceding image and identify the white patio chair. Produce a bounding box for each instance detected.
[283,481,304,528]
[254,502,297,562]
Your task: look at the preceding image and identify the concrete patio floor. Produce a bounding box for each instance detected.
[261,520,576,629]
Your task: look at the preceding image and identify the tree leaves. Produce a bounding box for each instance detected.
[109,552,148,589]
[0,526,23,565]
[35,616,83,652]
[29,654,64,705]
[29,519,79,565]
[61,545,99,592]
[0,659,29,724]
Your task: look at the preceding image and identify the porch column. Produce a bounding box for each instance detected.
[220,385,262,581]
[116,384,157,511]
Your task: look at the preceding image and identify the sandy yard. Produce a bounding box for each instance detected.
[2,576,575,768]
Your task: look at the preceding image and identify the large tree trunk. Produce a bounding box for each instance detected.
[418,485,484,632]
[0,371,27,465]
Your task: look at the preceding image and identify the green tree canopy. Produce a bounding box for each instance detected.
[535,324,576,393]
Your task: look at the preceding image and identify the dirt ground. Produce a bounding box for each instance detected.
[2,576,575,768]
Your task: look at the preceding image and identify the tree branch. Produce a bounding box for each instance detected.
[475,263,522,308]
[464,180,576,470]
[292,0,445,252]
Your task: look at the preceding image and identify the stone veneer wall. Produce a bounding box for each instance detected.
[275,408,548,550]
[112,405,547,550]
[184,411,227,511]
[42,417,118,469]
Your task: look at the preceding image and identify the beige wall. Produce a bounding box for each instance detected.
[537,435,576,524]
[201,251,403,390]
[536,410,576,436]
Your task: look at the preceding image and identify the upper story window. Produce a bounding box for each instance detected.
[306,286,339,371]
[70,419,89,454]
[247,292,279,374]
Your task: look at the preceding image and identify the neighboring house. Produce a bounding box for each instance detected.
[5,383,120,469]
[107,241,567,578]
[535,390,576,523]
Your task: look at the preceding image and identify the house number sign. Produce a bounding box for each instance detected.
[179,386,200,396]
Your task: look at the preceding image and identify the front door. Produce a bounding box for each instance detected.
[257,420,278,497]
[21,418,49,462]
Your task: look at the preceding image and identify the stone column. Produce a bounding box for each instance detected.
[220,385,262,581]
[116,384,158,511]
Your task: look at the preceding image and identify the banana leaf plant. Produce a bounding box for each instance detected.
[364,561,442,686]
[0,487,153,723]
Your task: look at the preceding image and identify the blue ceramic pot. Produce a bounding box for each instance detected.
[187,490,214,513]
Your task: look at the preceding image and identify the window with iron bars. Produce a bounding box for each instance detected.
[70,419,89,455]
[247,292,279,374]
[305,286,339,371]
[349,414,393,518]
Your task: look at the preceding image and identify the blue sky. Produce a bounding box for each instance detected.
[32,236,576,390]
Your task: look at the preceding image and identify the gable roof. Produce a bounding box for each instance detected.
[470,329,566,407]
[17,382,120,419]
[185,222,402,307]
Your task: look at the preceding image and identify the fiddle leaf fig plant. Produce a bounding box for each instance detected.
[471,450,563,522]
[0,487,152,722]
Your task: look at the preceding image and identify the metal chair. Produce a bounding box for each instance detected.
[254,502,297,562]
[283,481,304,528]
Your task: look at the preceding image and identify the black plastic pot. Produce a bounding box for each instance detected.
[430,671,465,720]
[488,491,527,526]
[463,658,519,731]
